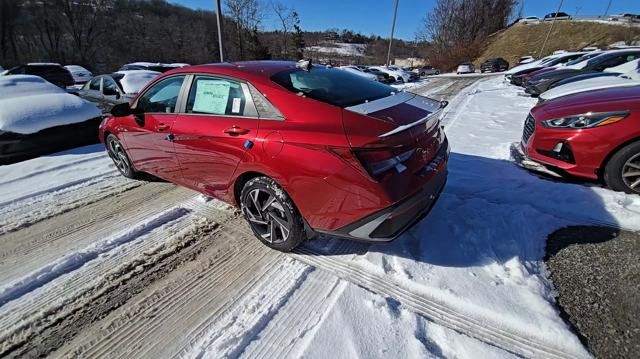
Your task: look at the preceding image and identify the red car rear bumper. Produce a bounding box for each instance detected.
[319,142,449,242]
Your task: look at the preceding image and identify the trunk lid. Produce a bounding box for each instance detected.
[342,93,447,202]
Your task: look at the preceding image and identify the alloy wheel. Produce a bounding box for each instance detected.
[622,153,640,192]
[107,138,130,175]
[243,189,292,244]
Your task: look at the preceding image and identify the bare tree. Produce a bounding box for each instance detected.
[417,0,520,70]
[271,1,293,58]
[225,0,263,60]
[57,0,109,65]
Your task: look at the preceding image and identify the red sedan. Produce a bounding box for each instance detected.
[100,61,449,251]
[519,85,640,194]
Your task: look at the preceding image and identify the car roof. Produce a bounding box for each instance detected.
[157,61,316,89]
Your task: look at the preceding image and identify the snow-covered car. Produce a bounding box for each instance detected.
[520,16,540,24]
[368,66,410,83]
[0,75,102,164]
[517,56,536,65]
[64,65,93,85]
[539,66,640,102]
[339,66,378,81]
[363,67,394,83]
[119,62,190,73]
[78,70,160,113]
[387,65,418,81]
[456,63,475,74]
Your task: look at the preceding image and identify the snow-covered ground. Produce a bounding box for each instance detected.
[1,76,639,357]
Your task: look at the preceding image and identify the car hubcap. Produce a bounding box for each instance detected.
[243,189,291,244]
[108,139,130,174]
[622,153,640,192]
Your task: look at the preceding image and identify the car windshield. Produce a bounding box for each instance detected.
[271,66,396,108]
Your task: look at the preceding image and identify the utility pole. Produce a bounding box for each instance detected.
[538,0,564,58]
[215,0,225,62]
[603,0,612,18]
[386,0,399,66]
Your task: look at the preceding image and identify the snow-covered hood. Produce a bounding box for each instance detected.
[0,75,101,134]
[540,74,640,101]
[505,55,560,74]
[604,58,640,74]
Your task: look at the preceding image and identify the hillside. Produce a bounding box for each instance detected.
[476,21,640,67]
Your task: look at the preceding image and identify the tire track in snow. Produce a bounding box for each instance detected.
[0,201,240,357]
[0,184,192,285]
[53,213,282,359]
[0,173,142,235]
[287,244,588,359]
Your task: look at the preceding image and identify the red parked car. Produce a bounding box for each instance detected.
[100,61,449,251]
[519,85,640,194]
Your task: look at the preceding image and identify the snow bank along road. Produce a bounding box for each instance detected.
[2,76,639,358]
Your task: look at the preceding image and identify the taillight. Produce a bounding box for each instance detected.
[354,147,415,179]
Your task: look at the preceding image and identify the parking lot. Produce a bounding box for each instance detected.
[1,74,638,358]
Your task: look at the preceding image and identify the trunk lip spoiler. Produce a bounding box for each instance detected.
[377,107,445,138]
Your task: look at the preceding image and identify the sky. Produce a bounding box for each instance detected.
[174,0,640,40]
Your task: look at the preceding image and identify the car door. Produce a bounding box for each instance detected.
[81,77,105,110]
[120,75,186,181]
[171,75,261,197]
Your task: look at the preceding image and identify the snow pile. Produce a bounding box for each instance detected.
[0,75,101,134]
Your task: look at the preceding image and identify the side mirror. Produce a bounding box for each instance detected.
[440,100,449,109]
[111,102,132,117]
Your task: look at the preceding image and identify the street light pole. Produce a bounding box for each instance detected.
[386,0,399,66]
[215,0,225,62]
[603,0,612,18]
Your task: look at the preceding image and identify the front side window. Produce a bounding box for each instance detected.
[271,67,395,108]
[137,75,185,113]
[89,77,101,91]
[102,78,119,96]
[185,76,247,116]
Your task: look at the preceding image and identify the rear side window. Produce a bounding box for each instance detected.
[271,67,395,108]
[186,76,247,116]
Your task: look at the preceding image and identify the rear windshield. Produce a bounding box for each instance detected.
[271,66,396,108]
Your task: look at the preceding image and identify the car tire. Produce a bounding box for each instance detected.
[603,141,640,194]
[106,134,139,179]
[241,176,307,252]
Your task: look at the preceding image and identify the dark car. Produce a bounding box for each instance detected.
[101,61,449,251]
[2,63,74,88]
[78,70,160,113]
[525,49,640,96]
[544,12,570,21]
[480,58,509,73]
[509,53,587,86]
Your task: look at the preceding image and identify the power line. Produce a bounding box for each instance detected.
[538,0,564,58]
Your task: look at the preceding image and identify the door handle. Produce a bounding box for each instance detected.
[156,123,170,131]
[223,126,250,136]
